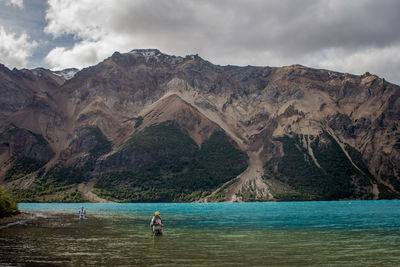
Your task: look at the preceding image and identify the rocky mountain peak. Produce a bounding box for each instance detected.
[129,48,162,56]
[0,49,399,203]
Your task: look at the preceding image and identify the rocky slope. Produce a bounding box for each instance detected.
[0,49,399,202]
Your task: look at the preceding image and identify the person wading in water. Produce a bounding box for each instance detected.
[150,211,164,236]
[78,206,86,219]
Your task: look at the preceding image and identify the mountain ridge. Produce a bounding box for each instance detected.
[0,49,399,202]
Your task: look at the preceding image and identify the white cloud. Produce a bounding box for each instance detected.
[43,0,400,84]
[44,0,110,41]
[45,37,137,70]
[0,26,37,68]
[44,0,138,69]
[2,0,23,8]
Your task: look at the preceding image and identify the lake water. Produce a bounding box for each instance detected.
[1,201,400,266]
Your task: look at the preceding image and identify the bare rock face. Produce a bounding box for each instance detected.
[0,49,399,202]
[0,125,54,163]
[0,124,54,187]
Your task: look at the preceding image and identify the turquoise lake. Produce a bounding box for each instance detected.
[1,201,400,266]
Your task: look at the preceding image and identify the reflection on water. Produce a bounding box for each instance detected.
[1,201,400,266]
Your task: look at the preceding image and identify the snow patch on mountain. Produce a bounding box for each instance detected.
[53,68,79,80]
[129,49,185,64]
[130,49,160,57]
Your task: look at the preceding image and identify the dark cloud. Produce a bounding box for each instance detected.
[1,0,400,84]
[107,0,400,54]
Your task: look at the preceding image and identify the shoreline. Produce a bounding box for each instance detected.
[0,211,45,229]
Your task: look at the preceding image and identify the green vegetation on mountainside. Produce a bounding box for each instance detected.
[6,126,110,202]
[264,135,323,201]
[123,116,143,128]
[381,173,400,193]
[87,127,112,158]
[344,144,373,177]
[95,122,248,202]
[5,159,88,202]
[310,133,369,199]
[264,133,373,201]
[377,183,398,199]
[46,165,86,185]
[0,186,19,217]
[5,157,46,181]
[12,174,87,203]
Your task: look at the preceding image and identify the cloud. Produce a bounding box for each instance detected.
[0,26,37,68]
[43,0,400,84]
[2,0,23,8]
[303,46,400,83]
[44,38,134,70]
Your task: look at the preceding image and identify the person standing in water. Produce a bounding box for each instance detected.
[78,206,86,219]
[150,211,164,236]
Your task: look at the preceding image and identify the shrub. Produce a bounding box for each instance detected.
[0,186,19,217]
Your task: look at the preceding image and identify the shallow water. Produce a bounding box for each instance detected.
[1,201,400,266]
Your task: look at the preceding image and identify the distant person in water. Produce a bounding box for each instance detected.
[78,206,86,219]
[150,211,164,236]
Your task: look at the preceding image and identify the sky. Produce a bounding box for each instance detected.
[1,0,400,85]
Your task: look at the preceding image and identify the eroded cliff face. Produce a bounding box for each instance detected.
[0,49,399,202]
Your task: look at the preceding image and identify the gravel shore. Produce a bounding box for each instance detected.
[0,212,41,229]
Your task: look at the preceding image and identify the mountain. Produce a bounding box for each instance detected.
[0,49,399,202]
